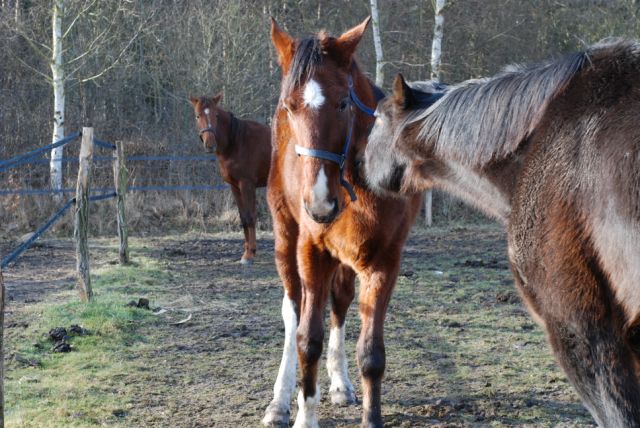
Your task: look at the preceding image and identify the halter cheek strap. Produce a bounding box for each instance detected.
[294,75,378,202]
[199,112,238,148]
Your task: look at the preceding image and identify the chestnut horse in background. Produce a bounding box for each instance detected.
[365,40,640,426]
[263,18,421,428]
[190,94,271,264]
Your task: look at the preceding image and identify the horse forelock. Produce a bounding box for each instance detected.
[395,41,640,167]
[282,36,324,98]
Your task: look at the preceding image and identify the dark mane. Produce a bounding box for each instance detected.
[402,39,640,166]
[283,36,323,96]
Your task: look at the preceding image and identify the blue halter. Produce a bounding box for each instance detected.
[294,75,378,202]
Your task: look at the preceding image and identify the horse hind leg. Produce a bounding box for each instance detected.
[326,265,357,406]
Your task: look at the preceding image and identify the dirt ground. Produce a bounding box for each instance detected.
[1,225,595,427]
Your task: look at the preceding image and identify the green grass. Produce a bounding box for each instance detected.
[5,255,168,428]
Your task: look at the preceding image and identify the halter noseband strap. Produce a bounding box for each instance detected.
[199,126,217,138]
[293,75,378,202]
[199,112,238,147]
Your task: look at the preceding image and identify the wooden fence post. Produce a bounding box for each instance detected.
[424,190,433,227]
[113,140,129,264]
[74,127,94,302]
[0,270,5,428]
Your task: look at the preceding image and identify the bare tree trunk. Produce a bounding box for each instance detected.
[50,0,65,196]
[431,0,446,81]
[370,0,385,87]
[425,0,446,227]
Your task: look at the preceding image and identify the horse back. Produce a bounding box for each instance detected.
[220,117,272,188]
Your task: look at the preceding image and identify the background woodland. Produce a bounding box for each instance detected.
[2,0,639,236]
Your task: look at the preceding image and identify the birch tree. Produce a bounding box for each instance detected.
[8,1,146,193]
[50,0,64,194]
[369,0,384,87]
[425,0,446,226]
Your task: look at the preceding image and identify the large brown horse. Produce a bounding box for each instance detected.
[364,40,640,426]
[263,18,421,428]
[190,94,271,264]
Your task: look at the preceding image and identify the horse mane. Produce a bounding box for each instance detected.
[402,39,640,166]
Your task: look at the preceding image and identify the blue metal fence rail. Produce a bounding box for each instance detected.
[1,133,229,268]
[0,192,117,269]
[0,131,82,173]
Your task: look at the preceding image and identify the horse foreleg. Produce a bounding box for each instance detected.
[327,264,357,406]
[263,210,300,427]
[357,263,399,428]
[293,241,338,428]
[233,181,258,265]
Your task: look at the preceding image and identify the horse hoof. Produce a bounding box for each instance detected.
[262,402,290,427]
[330,388,357,406]
[240,257,253,266]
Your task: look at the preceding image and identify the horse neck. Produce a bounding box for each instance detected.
[216,109,236,153]
[431,145,521,224]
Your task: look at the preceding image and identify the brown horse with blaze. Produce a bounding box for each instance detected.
[263,17,421,428]
[189,93,271,264]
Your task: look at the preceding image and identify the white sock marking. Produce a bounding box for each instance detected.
[326,324,354,400]
[303,79,325,110]
[293,386,320,428]
[263,295,298,425]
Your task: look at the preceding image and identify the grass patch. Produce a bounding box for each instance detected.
[5,255,169,427]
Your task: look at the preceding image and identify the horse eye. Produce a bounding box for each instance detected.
[339,98,349,112]
[196,115,200,120]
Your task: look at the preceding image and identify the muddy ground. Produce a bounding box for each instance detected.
[1,225,595,427]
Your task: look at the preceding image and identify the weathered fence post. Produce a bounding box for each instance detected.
[0,270,5,428]
[74,127,94,302]
[113,140,129,264]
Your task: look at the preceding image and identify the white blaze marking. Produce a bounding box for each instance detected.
[293,387,320,428]
[204,108,210,114]
[263,295,298,426]
[326,325,354,401]
[310,166,335,216]
[303,79,325,109]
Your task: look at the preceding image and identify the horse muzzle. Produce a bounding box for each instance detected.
[304,198,340,224]
[199,127,217,152]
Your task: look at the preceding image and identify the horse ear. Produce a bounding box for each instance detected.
[213,92,223,105]
[189,96,198,106]
[271,17,295,74]
[330,17,371,67]
[392,74,415,110]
